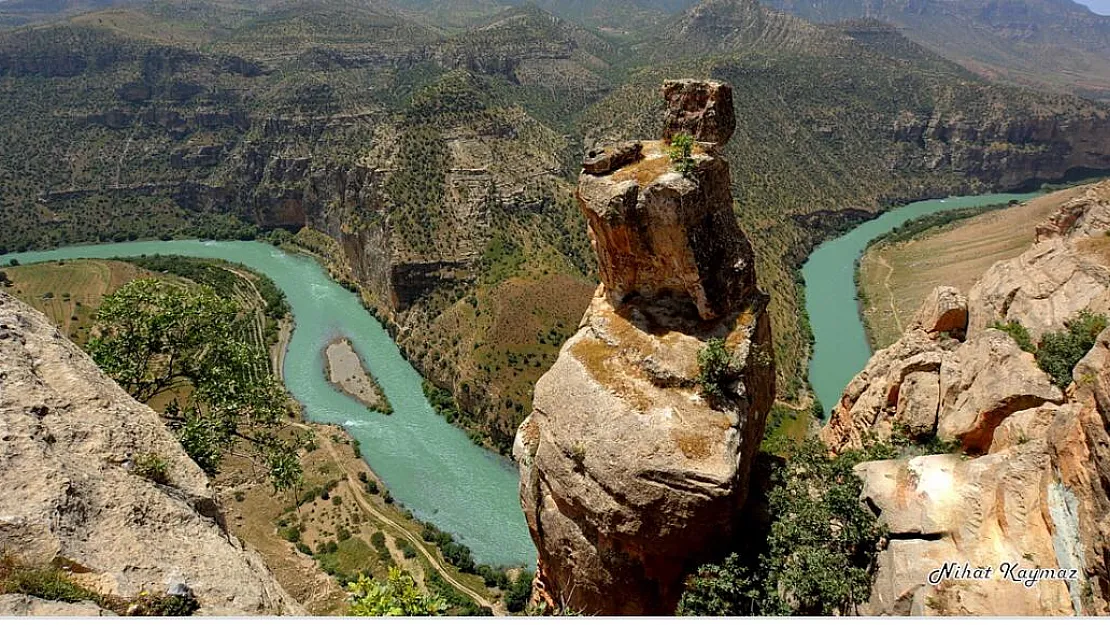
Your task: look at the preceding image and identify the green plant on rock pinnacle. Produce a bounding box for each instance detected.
[668,132,696,176]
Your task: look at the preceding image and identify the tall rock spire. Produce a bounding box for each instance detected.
[514,80,774,615]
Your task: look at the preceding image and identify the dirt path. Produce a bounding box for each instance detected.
[775,395,813,412]
[874,252,903,334]
[289,422,503,615]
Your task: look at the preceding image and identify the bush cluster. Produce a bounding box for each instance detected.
[992,310,1107,388]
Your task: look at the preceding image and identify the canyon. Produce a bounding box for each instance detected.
[6,0,1110,454]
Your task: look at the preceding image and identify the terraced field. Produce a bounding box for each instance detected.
[0,259,172,345]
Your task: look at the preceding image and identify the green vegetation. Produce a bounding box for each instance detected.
[88,279,302,490]
[761,402,818,454]
[991,319,1037,353]
[425,570,491,616]
[991,311,1107,388]
[126,255,290,320]
[419,521,475,573]
[314,536,377,587]
[678,438,889,616]
[668,132,695,176]
[131,452,171,485]
[504,571,535,613]
[346,568,447,616]
[697,338,738,402]
[394,537,418,560]
[0,555,199,616]
[1037,311,1108,388]
[475,564,511,590]
[868,203,1009,248]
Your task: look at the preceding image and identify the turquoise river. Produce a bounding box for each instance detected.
[0,240,535,567]
[803,192,1042,417]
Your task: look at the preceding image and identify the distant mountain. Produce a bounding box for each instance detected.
[763,0,1110,99]
[654,0,843,55]
[0,0,133,27]
[390,0,699,34]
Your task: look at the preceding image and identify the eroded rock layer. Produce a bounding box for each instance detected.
[515,81,774,615]
[0,292,302,616]
[823,181,1110,615]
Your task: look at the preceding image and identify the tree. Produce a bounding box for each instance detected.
[676,553,762,616]
[347,569,447,616]
[504,571,534,613]
[678,438,887,616]
[697,338,737,402]
[88,279,302,490]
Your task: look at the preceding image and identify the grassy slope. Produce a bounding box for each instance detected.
[1,259,171,344]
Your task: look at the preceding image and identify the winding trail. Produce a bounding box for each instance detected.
[873,252,903,334]
[289,421,504,616]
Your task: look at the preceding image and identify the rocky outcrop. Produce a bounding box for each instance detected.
[823,181,1110,615]
[0,595,112,616]
[968,181,1110,339]
[515,80,774,615]
[911,285,968,339]
[661,80,736,145]
[0,292,302,616]
[891,111,1110,189]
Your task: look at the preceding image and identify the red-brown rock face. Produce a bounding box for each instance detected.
[661,79,736,145]
[578,141,756,321]
[514,81,774,615]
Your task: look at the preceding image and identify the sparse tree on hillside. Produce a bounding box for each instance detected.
[678,437,888,616]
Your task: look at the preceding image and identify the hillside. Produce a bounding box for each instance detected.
[1,0,1109,451]
[391,0,699,34]
[764,0,1110,100]
[0,291,302,615]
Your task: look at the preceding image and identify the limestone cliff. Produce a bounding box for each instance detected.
[0,292,302,616]
[514,80,775,615]
[822,181,1110,615]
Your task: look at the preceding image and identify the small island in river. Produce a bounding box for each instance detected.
[324,337,393,414]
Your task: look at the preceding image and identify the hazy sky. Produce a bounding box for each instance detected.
[1075,0,1110,14]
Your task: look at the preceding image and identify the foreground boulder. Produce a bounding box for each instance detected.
[911,285,968,339]
[0,292,302,616]
[823,181,1110,615]
[514,80,774,615]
